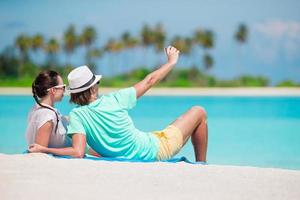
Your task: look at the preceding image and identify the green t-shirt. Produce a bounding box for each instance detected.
[67,87,159,161]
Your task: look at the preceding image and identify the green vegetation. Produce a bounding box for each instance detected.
[0,66,270,87]
[109,68,270,87]
[0,23,298,87]
[277,80,300,87]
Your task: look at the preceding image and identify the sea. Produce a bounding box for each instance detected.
[0,95,299,170]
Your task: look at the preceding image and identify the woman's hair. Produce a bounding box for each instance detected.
[32,70,60,133]
[70,87,94,106]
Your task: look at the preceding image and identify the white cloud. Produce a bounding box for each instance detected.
[253,20,300,62]
[254,20,300,40]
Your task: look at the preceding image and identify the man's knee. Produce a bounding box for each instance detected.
[190,106,207,122]
[190,106,207,116]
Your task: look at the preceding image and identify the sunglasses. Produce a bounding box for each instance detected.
[47,84,66,91]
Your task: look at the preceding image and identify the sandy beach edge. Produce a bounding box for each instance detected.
[1,87,300,96]
[1,153,300,200]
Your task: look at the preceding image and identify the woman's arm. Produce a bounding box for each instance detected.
[28,133,86,158]
[134,46,179,99]
[34,121,52,146]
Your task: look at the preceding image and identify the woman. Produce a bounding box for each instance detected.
[29,46,208,162]
[26,70,100,156]
[25,70,71,148]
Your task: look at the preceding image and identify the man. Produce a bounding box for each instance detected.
[29,46,208,162]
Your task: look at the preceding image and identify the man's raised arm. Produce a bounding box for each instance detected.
[134,46,180,99]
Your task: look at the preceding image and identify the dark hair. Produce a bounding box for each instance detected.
[70,87,93,106]
[32,70,60,133]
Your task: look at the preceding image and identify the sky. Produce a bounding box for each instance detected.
[1,0,300,84]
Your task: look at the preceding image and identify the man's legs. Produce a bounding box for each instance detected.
[171,106,208,162]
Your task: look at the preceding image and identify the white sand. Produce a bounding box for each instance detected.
[0,87,300,96]
[1,153,299,200]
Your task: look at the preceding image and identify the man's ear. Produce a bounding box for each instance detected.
[48,88,55,95]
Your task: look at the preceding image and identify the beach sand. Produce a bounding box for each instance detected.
[0,87,300,96]
[1,153,300,200]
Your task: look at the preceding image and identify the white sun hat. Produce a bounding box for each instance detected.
[66,65,102,94]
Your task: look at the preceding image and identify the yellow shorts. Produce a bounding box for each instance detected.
[152,125,183,161]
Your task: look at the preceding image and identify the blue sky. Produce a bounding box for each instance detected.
[1,0,300,84]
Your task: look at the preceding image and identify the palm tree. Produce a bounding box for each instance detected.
[234,24,248,44]
[63,25,77,66]
[171,36,192,54]
[31,34,44,65]
[140,24,155,67]
[32,34,44,52]
[0,46,19,77]
[202,31,214,72]
[87,48,103,73]
[184,37,194,66]
[80,26,97,68]
[171,36,193,67]
[193,29,205,68]
[184,38,193,53]
[15,34,31,77]
[203,53,213,70]
[234,23,248,75]
[201,30,214,49]
[153,23,166,52]
[122,31,139,48]
[104,38,124,75]
[194,29,215,72]
[122,32,131,48]
[141,24,155,47]
[44,38,60,68]
[121,31,139,72]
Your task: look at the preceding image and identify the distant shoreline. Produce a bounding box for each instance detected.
[0,87,300,96]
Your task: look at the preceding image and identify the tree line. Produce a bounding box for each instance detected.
[4,23,295,87]
[0,23,248,78]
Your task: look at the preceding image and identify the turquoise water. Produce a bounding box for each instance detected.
[0,95,300,170]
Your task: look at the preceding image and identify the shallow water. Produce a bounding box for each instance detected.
[1,95,299,170]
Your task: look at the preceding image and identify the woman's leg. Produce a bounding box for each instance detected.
[171,106,208,162]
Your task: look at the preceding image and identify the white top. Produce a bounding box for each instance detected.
[25,104,72,148]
